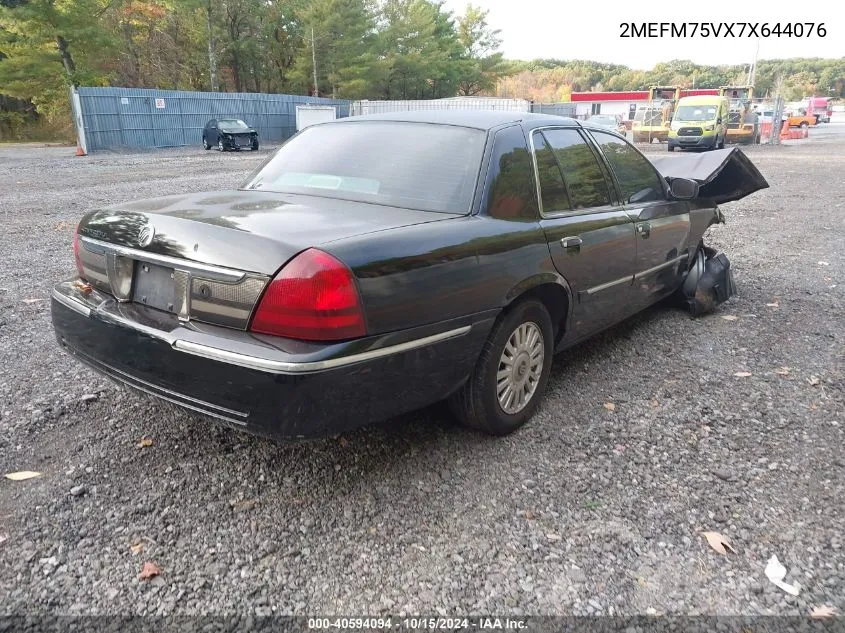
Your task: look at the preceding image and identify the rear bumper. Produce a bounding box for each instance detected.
[51,279,493,439]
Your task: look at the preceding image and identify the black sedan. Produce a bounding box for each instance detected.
[52,111,766,440]
[202,118,259,151]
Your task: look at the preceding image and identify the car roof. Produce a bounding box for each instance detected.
[338,110,578,130]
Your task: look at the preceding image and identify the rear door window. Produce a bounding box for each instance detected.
[541,128,612,209]
[590,131,666,204]
[531,131,571,214]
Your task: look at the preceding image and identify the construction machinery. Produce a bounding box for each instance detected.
[718,86,761,144]
[632,86,680,143]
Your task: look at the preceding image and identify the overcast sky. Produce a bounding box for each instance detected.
[441,0,842,68]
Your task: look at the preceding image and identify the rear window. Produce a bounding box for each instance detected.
[241,121,486,214]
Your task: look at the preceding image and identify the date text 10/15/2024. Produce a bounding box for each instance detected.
[308,618,528,630]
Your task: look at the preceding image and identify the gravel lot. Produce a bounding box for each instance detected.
[1,126,843,617]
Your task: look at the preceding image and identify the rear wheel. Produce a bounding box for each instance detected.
[800,122,808,129]
[251,139,259,151]
[668,145,675,152]
[717,137,725,149]
[202,137,211,150]
[449,299,554,436]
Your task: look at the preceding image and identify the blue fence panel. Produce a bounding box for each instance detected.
[77,87,351,152]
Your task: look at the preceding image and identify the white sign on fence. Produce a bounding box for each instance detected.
[295,105,337,131]
[121,97,129,105]
[155,98,166,109]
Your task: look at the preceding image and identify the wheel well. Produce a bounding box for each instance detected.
[509,283,570,345]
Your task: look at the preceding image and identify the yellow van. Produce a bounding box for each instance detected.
[667,96,729,152]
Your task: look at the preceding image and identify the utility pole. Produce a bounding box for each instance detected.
[311,27,319,97]
[207,0,219,91]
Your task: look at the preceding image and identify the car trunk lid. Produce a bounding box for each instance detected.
[76,190,457,330]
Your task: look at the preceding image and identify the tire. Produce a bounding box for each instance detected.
[717,137,725,149]
[252,140,259,151]
[449,299,554,436]
[218,139,225,151]
[202,138,211,150]
[668,145,675,152]
[800,122,808,129]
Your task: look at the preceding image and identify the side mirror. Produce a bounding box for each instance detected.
[717,117,722,124]
[669,177,699,200]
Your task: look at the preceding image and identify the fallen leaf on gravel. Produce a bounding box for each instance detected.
[733,372,753,378]
[807,376,820,386]
[139,561,161,580]
[338,436,349,448]
[810,402,817,411]
[721,315,738,321]
[21,298,43,304]
[650,399,659,408]
[603,402,616,411]
[136,436,153,448]
[810,605,837,619]
[775,367,791,376]
[55,221,69,230]
[546,533,562,541]
[0,533,7,546]
[766,303,779,307]
[524,510,535,520]
[817,261,830,266]
[4,471,42,481]
[765,555,799,596]
[130,542,145,555]
[824,277,832,282]
[701,531,736,555]
[231,499,257,512]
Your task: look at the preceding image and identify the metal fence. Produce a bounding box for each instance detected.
[73,89,584,152]
[74,86,351,152]
[350,97,577,118]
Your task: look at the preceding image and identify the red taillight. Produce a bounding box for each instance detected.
[250,248,366,341]
[73,225,85,279]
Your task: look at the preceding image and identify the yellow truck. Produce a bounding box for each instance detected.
[719,86,761,144]
[632,86,680,143]
[667,95,729,152]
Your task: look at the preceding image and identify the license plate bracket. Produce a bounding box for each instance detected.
[133,262,177,313]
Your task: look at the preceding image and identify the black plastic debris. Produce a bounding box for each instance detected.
[682,246,737,316]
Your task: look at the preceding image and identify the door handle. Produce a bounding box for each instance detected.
[561,236,582,251]
[637,223,651,238]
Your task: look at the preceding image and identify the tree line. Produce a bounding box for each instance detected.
[1,0,842,140]
[497,58,845,103]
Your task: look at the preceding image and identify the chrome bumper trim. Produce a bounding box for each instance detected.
[173,326,472,374]
[51,288,92,317]
[53,286,472,375]
[80,236,246,282]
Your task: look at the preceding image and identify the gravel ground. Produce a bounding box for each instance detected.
[1,126,843,617]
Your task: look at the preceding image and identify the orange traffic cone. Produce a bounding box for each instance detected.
[779,120,790,139]
[75,139,85,156]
